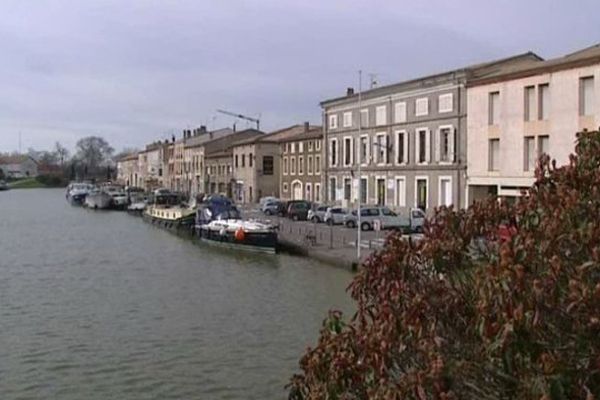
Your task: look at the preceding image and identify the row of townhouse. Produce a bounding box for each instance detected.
[321,43,600,214]
[118,43,599,212]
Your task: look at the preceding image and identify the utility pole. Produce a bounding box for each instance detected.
[357,70,362,261]
[18,131,22,154]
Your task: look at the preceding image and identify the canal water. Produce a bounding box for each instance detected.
[0,189,354,399]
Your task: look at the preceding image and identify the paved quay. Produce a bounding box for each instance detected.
[242,206,417,271]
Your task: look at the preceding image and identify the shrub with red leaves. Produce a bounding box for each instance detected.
[288,130,600,400]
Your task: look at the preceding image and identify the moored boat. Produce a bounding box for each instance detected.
[84,189,113,209]
[142,190,196,233]
[195,195,278,254]
[66,182,92,205]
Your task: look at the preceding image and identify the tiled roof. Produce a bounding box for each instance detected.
[233,124,321,146]
[468,42,600,87]
[278,127,323,142]
[321,51,543,106]
[184,128,235,148]
[0,154,38,165]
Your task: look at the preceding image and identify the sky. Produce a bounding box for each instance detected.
[0,0,598,153]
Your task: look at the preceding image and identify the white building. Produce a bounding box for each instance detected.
[467,43,600,202]
[0,155,39,179]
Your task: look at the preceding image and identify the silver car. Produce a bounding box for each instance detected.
[343,206,426,232]
[323,207,349,225]
[307,205,329,223]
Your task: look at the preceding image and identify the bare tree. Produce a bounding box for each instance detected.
[75,136,114,173]
[55,142,70,166]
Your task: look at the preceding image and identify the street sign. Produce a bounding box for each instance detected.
[373,219,381,231]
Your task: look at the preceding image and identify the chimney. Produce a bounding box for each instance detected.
[304,121,310,132]
[172,135,175,143]
[200,125,207,134]
[347,87,354,96]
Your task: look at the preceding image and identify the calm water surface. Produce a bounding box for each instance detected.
[0,189,354,399]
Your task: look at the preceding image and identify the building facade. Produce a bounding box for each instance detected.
[279,124,323,202]
[0,155,38,178]
[231,124,319,203]
[205,151,234,197]
[116,153,139,186]
[467,44,600,202]
[321,53,540,214]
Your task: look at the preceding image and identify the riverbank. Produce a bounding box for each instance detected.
[7,176,67,189]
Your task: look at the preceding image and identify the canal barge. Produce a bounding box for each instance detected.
[195,195,278,254]
[142,190,196,233]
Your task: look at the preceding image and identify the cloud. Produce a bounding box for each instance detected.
[0,0,598,152]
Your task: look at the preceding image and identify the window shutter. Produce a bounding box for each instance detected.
[449,128,456,162]
[404,133,409,165]
[434,129,441,162]
[426,130,431,163]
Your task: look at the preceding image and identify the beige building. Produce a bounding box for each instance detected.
[117,153,139,186]
[0,155,39,179]
[279,124,323,202]
[232,124,319,203]
[137,141,168,190]
[467,43,600,202]
[205,150,234,197]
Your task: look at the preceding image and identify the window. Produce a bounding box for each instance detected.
[396,131,408,164]
[329,138,338,167]
[343,112,352,128]
[375,134,386,164]
[580,77,595,116]
[439,177,452,207]
[343,178,351,201]
[375,105,387,126]
[437,126,454,163]
[524,86,535,121]
[489,139,500,171]
[263,156,274,175]
[290,142,296,153]
[489,91,500,125]
[438,93,453,113]
[538,135,549,157]
[298,156,304,175]
[305,183,312,202]
[316,140,321,151]
[235,155,239,168]
[343,137,353,166]
[360,177,367,204]
[249,153,253,167]
[298,142,304,152]
[395,177,406,207]
[360,109,369,128]
[415,98,429,116]
[290,156,296,175]
[283,157,288,175]
[524,137,535,171]
[308,141,313,151]
[329,114,338,129]
[283,143,288,153]
[283,182,288,192]
[315,183,321,202]
[315,155,321,174]
[538,84,549,120]
[394,102,407,123]
[241,154,246,167]
[416,128,430,164]
[307,155,313,175]
[329,177,336,202]
[359,135,369,165]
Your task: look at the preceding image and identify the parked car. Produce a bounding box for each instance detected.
[308,205,329,223]
[324,207,349,225]
[343,206,426,232]
[277,200,304,217]
[261,200,281,215]
[259,196,278,207]
[287,201,312,221]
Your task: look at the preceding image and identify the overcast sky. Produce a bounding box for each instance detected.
[1,0,598,153]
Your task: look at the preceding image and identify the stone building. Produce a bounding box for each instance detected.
[116,153,139,187]
[0,155,38,179]
[467,43,600,202]
[231,124,319,203]
[279,123,323,202]
[320,52,540,213]
[205,150,234,197]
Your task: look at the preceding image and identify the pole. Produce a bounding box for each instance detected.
[357,70,362,261]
